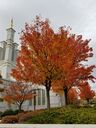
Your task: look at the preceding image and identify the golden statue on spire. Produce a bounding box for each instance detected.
[10,18,13,28]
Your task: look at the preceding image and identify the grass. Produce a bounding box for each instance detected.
[25,106,96,124]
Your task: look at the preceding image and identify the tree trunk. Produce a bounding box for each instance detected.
[86,99,90,104]
[18,103,22,111]
[45,79,51,110]
[46,88,50,110]
[64,88,68,105]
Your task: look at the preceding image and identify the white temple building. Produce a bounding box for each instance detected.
[0,22,65,111]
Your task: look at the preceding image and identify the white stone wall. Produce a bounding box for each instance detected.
[0,60,16,80]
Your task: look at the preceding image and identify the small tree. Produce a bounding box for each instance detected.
[3,82,35,111]
[68,88,79,104]
[79,82,95,104]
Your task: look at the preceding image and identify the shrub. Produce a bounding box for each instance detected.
[1,115,18,123]
[14,109,24,114]
[18,109,44,123]
[25,107,96,124]
[18,112,33,123]
[26,111,60,124]
[1,109,14,117]
[1,109,20,117]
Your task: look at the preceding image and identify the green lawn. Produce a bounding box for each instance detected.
[25,106,96,124]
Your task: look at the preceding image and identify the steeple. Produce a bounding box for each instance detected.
[5,19,16,61]
[6,19,15,42]
[0,19,18,80]
[10,18,13,28]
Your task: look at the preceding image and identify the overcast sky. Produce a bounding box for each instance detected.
[0,0,96,88]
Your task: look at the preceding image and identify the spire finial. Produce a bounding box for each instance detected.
[10,18,13,28]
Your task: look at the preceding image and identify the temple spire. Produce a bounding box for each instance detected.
[10,18,13,28]
[6,18,15,42]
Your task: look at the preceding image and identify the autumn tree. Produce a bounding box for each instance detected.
[11,16,67,110]
[52,32,95,105]
[79,82,95,103]
[3,82,35,111]
[11,16,95,109]
[52,64,95,105]
[68,88,79,104]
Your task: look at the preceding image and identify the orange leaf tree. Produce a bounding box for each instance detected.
[68,87,79,104]
[52,33,95,105]
[11,16,95,109]
[52,65,95,105]
[3,82,35,111]
[79,82,95,103]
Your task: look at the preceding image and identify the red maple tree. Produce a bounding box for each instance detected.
[79,82,95,103]
[68,88,79,104]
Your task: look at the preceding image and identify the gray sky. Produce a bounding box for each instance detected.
[0,0,96,88]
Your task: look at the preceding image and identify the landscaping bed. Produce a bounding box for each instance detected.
[25,106,96,124]
[1,106,96,124]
